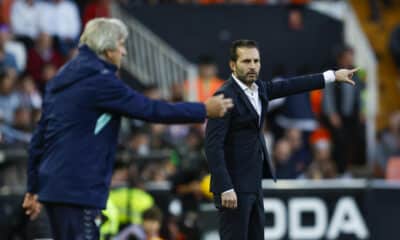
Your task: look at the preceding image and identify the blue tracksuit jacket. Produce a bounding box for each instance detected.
[27,45,206,208]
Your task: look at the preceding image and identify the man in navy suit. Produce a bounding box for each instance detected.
[205,39,357,240]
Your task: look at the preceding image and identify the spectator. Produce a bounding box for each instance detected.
[323,45,365,173]
[172,170,203,240]
[376,111,400,176]
[305,138,338,179]
[170,82,184,102]
[16,73,42,109]
[0,106,32,144]
[288,5,304,31]
[0,24,26,72]
[115,206,164,240]
[184,55,224,102]
[127,130,151,156]
[142,207,164,240]
[0,69,19,124]
[149,124,169,151]
[10,0,40,48]
[37,0,81,55]
[273,138,296,179]
[26,32,64,92]
[13,106,32,132]
[0,44,17,72]
[40,63,58,86]
[173,127,206,172]
[284,128,312,176]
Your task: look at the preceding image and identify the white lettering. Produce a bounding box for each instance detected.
[327,197,369,239]
[264,198,286,239]
[289,198,327,239]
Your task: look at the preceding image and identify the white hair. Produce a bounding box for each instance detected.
[79,18,128,55]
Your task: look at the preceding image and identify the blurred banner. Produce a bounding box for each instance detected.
[198,179,400,240]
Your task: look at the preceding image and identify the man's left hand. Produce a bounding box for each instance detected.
[334,68,359,85]
[22,193,42,220]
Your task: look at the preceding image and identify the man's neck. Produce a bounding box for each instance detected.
[232,73,253,88]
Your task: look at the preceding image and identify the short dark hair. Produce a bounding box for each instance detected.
[197,55,216,65]
[230,40,259,62]
[333,44,354,61]
[143,206,163,223]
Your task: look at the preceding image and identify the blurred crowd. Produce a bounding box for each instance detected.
[0,0,399,240]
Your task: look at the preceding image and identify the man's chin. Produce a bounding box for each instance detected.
[245,77,257,84]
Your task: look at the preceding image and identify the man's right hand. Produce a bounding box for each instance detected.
[221,190,237,209]
[205,94,234,118]
[22,192,42,220]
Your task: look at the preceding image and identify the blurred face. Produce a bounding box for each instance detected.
[289,10,303,30]
[143,219,160,237]
[313,143,331,162]
[338,50,354,68]
[105,39,126,68]
[230,47,260,86]
[199,64,217,80]
[286,128,302,150]
[21,75,36,94]
[0,74,15,94]
[274,140,292,164]
[14,108,32,129]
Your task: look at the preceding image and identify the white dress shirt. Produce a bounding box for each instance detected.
[232,74,262,117]
[222,70,336,195]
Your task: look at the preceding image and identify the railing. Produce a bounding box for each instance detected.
[110,3,198,100]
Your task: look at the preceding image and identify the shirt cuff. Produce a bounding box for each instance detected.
[323,70,336,84]
[222,189,234,194]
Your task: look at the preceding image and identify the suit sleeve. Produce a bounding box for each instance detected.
[27,111,47,193]
[267,73,325,100]
[95,75,206,123]
[205,96,233,194]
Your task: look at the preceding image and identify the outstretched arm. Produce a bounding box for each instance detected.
[95,75,233,122]
[268,68,358,100]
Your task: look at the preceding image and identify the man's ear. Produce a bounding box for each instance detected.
[229,61,235,73]
[104,50,112,59]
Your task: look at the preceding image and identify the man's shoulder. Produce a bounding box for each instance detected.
[215,79,234,95]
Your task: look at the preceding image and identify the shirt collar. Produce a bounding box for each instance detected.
[232,74,258,92]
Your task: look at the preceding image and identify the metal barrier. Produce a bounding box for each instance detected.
[110,3,198,100]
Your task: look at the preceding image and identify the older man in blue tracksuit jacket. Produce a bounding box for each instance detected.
[22,18,232,240]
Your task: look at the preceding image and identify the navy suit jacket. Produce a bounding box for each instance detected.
[205,74,325,194]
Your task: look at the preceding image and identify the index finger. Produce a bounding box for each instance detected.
[350,68,359,73]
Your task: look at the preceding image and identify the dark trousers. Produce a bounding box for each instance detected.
[45,203,101,240]
[216,192,265,240]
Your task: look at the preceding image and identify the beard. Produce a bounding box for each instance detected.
[236,71,259,85]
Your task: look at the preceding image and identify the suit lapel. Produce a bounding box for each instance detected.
[230,77,259,126]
